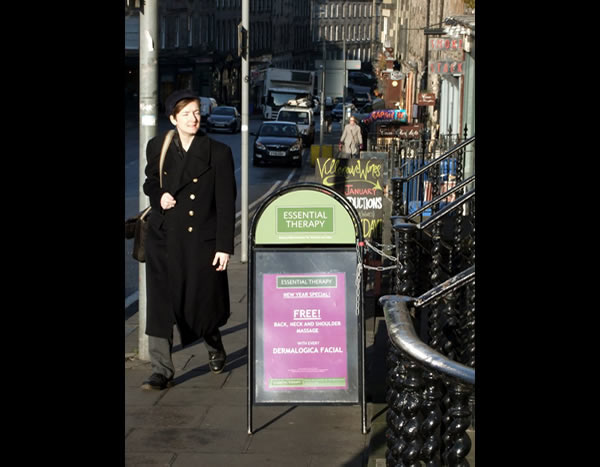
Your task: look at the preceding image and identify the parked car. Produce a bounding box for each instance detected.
[252,121,303,167]
[205,106,241,133]
[198,96,217,123]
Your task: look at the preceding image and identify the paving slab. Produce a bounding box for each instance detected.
[125,452,177,466]
[126,426,250,453]
[171,452,309,467]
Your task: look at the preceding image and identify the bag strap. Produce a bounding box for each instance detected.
[139,205,151,220]
[159,130,175,188]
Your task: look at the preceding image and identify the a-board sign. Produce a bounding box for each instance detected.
[314,158,385,240]
[248,183,366,434]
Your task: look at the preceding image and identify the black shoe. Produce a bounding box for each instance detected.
[208,350,226,374]
[141,373,174,390]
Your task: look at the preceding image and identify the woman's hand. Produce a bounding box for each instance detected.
[160,192,176,210]
[212,252,230,271]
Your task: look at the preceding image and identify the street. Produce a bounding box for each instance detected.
[124,114,325,304]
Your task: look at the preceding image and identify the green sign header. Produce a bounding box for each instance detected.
[254,188,356,244]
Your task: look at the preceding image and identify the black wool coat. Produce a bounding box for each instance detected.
[143,130,237,347]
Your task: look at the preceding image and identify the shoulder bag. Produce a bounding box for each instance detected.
[125,130,175,262]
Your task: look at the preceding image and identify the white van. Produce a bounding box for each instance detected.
[199,97,218,123]
[276,101,315,145]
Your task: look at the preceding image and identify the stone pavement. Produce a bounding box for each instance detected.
[125,125,392,466]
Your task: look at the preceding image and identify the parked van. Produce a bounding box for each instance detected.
[198,96,218,123]
[276,99,315,145]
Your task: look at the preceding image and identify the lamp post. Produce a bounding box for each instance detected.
[137,0,158,361]
[240,0,249,263]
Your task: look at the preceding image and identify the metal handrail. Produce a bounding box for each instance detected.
[379,278,475,386]
[391,187,475,232]
[392,135,475,183]
[407,174,475,220]
[413,265,475,308]
[419,188,475,230]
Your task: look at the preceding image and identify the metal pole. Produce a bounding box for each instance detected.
[342,38,347,132]
[138,0,158,362]
[371,0,376,63]
[240,0,249,263]
[319,41,325,158]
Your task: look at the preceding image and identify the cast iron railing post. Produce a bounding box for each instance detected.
[442,383,473,467]
[420,370,443,466]
[465,197,476,429]
[392,217,417,297]
[428,219,445,354]
[387,357,424,466]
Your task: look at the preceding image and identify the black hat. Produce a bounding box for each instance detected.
[165,89,198,117]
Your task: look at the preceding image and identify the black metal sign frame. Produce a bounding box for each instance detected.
[247,183,367,435]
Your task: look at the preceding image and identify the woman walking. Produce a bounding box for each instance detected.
[141,89,237,390]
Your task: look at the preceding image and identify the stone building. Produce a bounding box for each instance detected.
[375,0,468,129]
[310,0,382,65]
[125,0,312,112]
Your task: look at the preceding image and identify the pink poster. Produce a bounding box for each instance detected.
[262,272,347,390]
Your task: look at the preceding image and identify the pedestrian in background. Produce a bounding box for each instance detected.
[141,89,237,390]
[338,116,363,159]
[325,111,333,134]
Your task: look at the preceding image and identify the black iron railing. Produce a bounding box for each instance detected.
[380,270,475,466]
[376,134,475,465]
[391,135,475,222]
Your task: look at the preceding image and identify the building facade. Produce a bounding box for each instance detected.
[125,0,313,112]
[310,0,382,65]
[375,0,468,131]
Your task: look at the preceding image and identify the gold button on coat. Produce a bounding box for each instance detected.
[188,210,194,216]
[193,178,198,183]
[188,227,193,232]
[190,194,196,200]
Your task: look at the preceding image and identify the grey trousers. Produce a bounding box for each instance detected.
[148,329,224,379]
